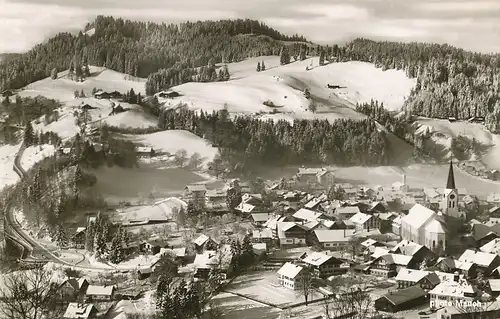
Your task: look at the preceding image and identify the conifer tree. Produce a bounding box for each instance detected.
[261,60,266,71]
[80,89,85,98]
[223,65,230,80]
[299,45,307,61]
[85,221,95,252]
[319,50,325,66]
[83,65,90,77]
[50,68,58,80]
[108,229,123,264]
[280,46,290,65]
[54,224,67,248]
[23,121,35,146]
[257,62,261,72]
[217,69,224,81]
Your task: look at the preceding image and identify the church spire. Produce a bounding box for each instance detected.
[446,159,456,189]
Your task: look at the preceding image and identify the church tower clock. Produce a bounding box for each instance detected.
[443,160,460,218]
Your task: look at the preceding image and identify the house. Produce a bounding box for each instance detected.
[63,303,98,319]
[251,213,273,227]
[193,250,222,279]
[458,249,500,275]
[241,193,264,206]
[429,275,477,309]
[236,202,256,214]
[395,268,440,290]
[490,206,500,217]
[252,229,273,244]
[136,146,155,158]
[480,238,500,254]
[360,239,386,251]
[334,206,360,220]
[141,238,169,254]
[158,90,180,98]
[73,227,86,249]
[301,252,344,278]
[304,194,327,210]
[184,184,207,207]
[193,234,218,252]
[205,190,227,209]
[292,208,324,222]
[252,243,267,256]
[392,215,402,236]
[59,278,89,301]
[313,229,355,251]
[85,285,115,302]
[277,262,305,290]
[295,167,335,187]
[471,224,500,247]
[349,212,379,232]
[433,258,477,278]
[94,90,110,99]
[374,286,428,313]
[488,279,500,297]
[369,254,414,278]
[137,267,153,280]
[390,240,435,265]
[277,222,307,247]
[80,104,96,110]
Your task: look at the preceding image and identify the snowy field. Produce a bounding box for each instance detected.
[124,130,219,167]
[211,292,281,319]
[414,117,500,169]
[160,56,415,123]
[0,143,56,191]
[113,197,187,223]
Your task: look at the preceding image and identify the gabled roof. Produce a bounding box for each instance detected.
[429,280,476,298]
[394,269,429,283]
[193,234,210,246]
[371,247,391,259]
[424,219,446,233]
[459,249,498,268]
[402,204,436,229]
[75,227,86,235]
[480,238,500,254]
[446,160,456,189]
[302,252,340,267]
[374,254,413,266]
[236,202,256,213]
[277,262,303,279]
[293,208,323,221]
[361,239,384,248]
[86,285,114,296]
[277,222,306,239]
[313,229,355,243]
[185,184,207,192]
[335,206,360,215]
[377,286,427,306]
[489,279,500,292]
[349,212,372,225]
[251,213,273,223]
[252,229,273,239]
[63,303,97,319]
[390,240,424,256]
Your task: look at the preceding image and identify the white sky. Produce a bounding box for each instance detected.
[1,0,500,53]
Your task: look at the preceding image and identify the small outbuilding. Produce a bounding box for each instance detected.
[374,286,428,313]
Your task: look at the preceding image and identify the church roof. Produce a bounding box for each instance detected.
[402,204,436,229]
[425,219,446,233]
[446,160,456,189]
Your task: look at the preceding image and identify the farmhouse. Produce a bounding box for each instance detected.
[141,238,169,254]
[374,286,427,313]
[277,262,305,290]
[73,227,86,249]
[349,212,379,232]
[184,184,207,207]
[277,222,307,247]
[63,303,98,319]
[295,167,335,187]
[59,277,89,301]
[458,249,500,275]
[205,189,227,208]
[193,234,218,252]
[85,285,115,302]
[429,276,476,308]
[312,229,355,251]
[136,146,155,158]
[395,268,440,290]
[158,90,180,98]
[300,252,344,278]
[251,213,273,227]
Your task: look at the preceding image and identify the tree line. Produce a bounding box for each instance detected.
[158,107,392,172]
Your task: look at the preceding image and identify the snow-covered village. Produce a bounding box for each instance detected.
[1,5,500,319]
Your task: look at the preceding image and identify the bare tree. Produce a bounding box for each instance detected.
[188,152,203,170]
[174,149,188,168]
[455,299,497,319]
[0,267,61,319]
[323,273,372,319]
[299,267,314,306]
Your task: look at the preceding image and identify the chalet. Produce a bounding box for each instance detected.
[94,90,109,99]
[395,268,440,290]
[160,247,187,265]
[59,278,89,301]
[193,234,218,252]
[264,214,294,237]
[277,222,307,247]
[374,286,428,313]
[433,258,477,278]
[334,206,361,220]
[480,238,500,254]
[490,206,500,217]
[193,250,220,279]
[304,195,327,210]
[141,238,169,254]
[312,229,355,251]
[63,303,98,319]
[488,279,500,297]
[349,212,379,232]
[137,267,153,280]
[277,262,305,290]
[458,249,500,276]
[471,224,500,247]
[300,252,344,278]
[490,170,500,181]
[236,202,256,214]
[184,184,207,207]
[158,90,180,98]
[295,167,335,187]
[369,201,387,214]
[292,208,324,222]
[136,147,155,158]
[369,254,415,278]
[80,103,96,110]
[251,213,273,227]
[390,240,435,265]
[429,276,477,309]
[85,285,115,302]
[73,227,86,249]
[205,189,226,209]
[252,229,273,245]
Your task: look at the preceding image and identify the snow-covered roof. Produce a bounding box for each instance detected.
[75,227,86,235]
[361,238,379,248]
[298,167,325,176]
[86,285,114,296]
[313,229,355,243]
[429,280,475,298]
[485,218,500,227]
[394,268,430,283]
[402,204,436,229]
[277,222,305,239]
[293,208,323,221]
[193,250,219,269]
[424,188,441,199]
[305,196,326,209]
[391,240,424,256]
[487,193,500,203]
[252,229,273,239]
[349,212,372,225]
[193,234,210,246]
[302,252,337,267]
[489,279,500,292]
[263,214,282,229]
[251,213,273,222]
[236,202,255,213]
[480,238,500,254]
[277,262,303,279]
[185,184,207,192]
[459,249,498,268]
[371,247,391,259]
[136,146,153,153]
[335,206,360,215]
[319,219,335,229]
[63,303,96,319]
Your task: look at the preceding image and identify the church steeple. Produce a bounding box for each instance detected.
[446,159,456,190]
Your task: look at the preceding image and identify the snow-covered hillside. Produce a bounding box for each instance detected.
[160,56,415,123]
[414,118,500,169]
[125,130,218,166]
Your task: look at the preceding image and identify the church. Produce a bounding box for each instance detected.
[400,161,464,252]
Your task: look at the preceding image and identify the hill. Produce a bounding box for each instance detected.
[159,56,416,122]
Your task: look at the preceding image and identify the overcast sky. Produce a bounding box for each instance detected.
[1,0,500,54]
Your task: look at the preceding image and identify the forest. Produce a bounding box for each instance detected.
[158,107,392,170]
